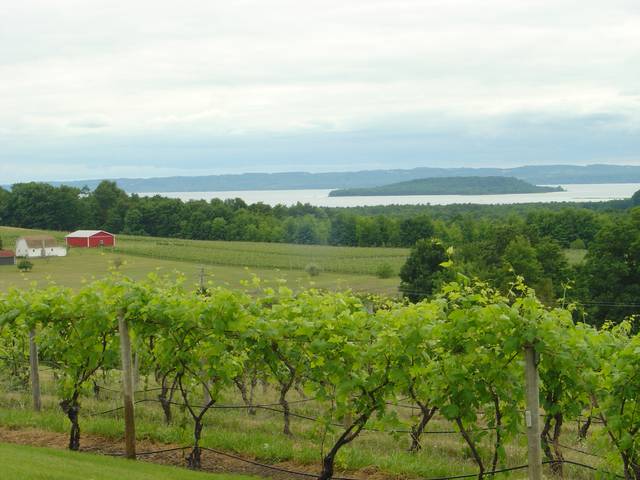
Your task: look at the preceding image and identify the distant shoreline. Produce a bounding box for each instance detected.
[16,164,640,193]
[329,176,565,197]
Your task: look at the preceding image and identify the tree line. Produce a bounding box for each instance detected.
[0,180,626,248]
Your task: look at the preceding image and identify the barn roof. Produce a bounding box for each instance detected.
[18,236,58,248]
[66,230,114,238]
[0,250,15,257]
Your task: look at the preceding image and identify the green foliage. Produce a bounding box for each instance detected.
[597,329,640,478]
[399,215,435,247]
[569,238,586,249]
[502,235,543,285]
[1,274,640,477]
[305,263,321,277]
[578,212,640,326]
[17,259,33,272]
[399,239,451,302]
[4,183,87,231]
[375,262,394,279]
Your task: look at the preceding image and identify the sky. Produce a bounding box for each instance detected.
[1,0,639,183]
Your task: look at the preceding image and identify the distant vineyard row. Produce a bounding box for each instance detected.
[112,235,408,275]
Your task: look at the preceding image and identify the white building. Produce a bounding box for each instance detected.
[15,236,67,258]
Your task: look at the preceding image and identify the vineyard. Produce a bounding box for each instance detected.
[111,235,409,275]
[0,274,638,480]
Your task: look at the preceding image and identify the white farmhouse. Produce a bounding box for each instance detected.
[15,236,67,258]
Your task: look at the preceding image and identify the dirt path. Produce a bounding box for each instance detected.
[0,425,391,480]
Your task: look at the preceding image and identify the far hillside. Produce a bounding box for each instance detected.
[329,176,564,197]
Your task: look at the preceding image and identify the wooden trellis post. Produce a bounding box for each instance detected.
[29,328,41,412]
[524,345,542,480]
[118,312,136,459]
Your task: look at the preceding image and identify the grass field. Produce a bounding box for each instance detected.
[0,442,256,480]
[0,227,400,293]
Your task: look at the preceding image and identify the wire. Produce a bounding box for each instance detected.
[104,446,190,457]
[201,446,328,479]
[544,460,624,479]
[557,442,603,459]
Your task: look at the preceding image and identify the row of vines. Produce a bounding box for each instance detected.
[0,274,639,479]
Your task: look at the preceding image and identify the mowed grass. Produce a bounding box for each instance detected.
[0,227,400,294]
[0,442,257,480]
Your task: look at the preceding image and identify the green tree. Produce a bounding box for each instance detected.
[579,211,640,326]
[122,208,146,235]
[399,215,435,247]
[5,183,85,231]
[210,217,228,240]
[89,181,129,229]
[0,187,10,226]
[501,235,543,287]
[329,213,357,246]
[399,239,451,302]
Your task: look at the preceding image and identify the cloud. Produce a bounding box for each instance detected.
[0,0,639,181]
[67,115,110,129]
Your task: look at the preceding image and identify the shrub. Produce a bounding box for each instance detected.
[376,263,394,279]
[17,260,33,272]
[305,263,321,277]
[569,238,586,250]
[112,257,124,270]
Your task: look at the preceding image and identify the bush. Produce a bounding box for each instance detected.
[305,263,321,277]
[376,263,394,279]
[112,257,124,270]
[569,238,586,250]
[17,259,33,272]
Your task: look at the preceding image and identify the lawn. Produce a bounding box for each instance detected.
[0,442,257,480]
[0,226,400,294]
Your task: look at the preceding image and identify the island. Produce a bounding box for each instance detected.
[328,176,565,197]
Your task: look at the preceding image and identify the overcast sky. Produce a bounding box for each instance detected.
[1,0,639,183]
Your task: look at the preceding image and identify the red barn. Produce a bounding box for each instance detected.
[0,249,16,265]
[65,230,116,248]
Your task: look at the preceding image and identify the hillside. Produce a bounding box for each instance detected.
[329,176,564,197]
[13,163,640,192]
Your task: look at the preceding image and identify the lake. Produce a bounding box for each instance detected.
[140,183,640,207]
